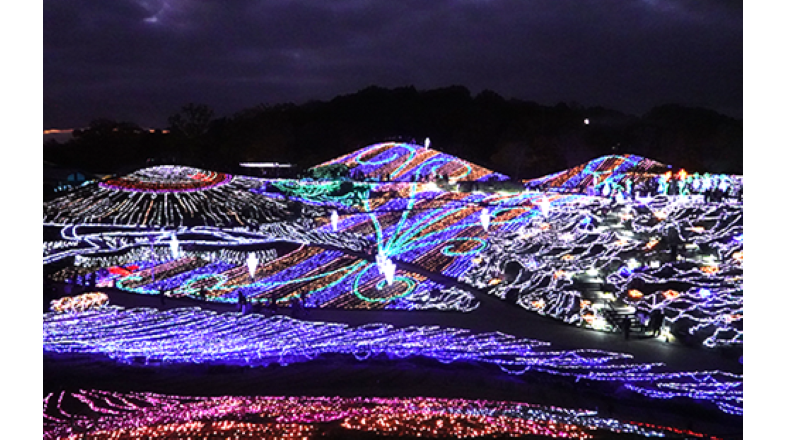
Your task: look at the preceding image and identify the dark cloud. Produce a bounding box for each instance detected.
[43,0,742,128]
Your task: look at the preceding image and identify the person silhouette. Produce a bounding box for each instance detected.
[621,317,631,340]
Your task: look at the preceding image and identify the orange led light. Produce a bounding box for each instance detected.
[701,266,719,275]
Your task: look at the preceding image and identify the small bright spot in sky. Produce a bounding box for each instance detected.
[584,119,590,125]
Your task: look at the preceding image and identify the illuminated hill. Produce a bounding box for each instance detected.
[316,141,509,182]
[43,165,299,228]
[523,154,671,192]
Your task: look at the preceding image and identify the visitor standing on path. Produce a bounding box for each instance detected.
[649,309,665,337]
[268,296,278,314]
[291,295,304,319]
[238,292,246,313]
[621,317,631,340]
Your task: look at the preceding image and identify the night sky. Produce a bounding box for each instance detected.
[43,0,742,130]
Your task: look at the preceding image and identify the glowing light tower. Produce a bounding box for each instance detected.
[375,250,396,286]
[246,252,259,282]
[424,137,431,149]
[538,197,551,219]
[331,210,339,232]
[480,208,491,231]
[169,233,180,259]
[382,258,396,286]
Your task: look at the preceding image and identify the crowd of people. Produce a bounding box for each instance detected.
[235,291,308,319]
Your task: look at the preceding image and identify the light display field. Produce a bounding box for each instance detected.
[43,142,742,437]
[45,143,742,342]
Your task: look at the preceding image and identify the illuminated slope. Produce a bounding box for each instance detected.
[100,245,479,311]
[42,307,742,416]
[44,390,722,439]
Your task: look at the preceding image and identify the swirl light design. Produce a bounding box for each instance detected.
[98,245,478,311]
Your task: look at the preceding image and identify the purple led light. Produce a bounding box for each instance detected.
[43,307,742,415]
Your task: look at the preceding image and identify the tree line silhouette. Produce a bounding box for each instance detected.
[44,85,742,180]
